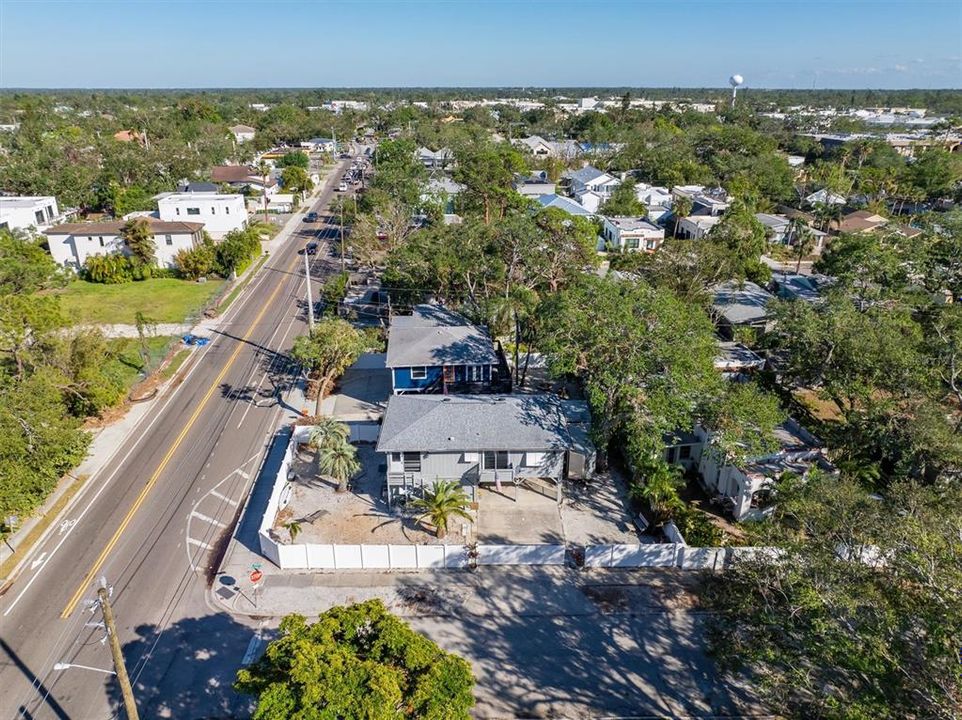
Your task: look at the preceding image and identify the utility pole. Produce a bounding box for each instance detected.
[97,584,140,720]
[304,248,315,330]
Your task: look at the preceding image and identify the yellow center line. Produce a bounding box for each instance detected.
[60,255,299,618]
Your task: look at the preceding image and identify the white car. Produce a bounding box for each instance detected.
[337,183,348,192]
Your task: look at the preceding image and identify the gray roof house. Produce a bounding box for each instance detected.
[386,305,509,395]
[536,194,593,217]
[711,281,776,339]
[376,394,595,502]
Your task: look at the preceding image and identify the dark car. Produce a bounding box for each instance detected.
[304,211,319,222]
[305,242,318,255]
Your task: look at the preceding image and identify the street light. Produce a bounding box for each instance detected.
[53,661,116,675]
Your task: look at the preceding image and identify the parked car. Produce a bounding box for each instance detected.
[304,211,319,222]
[305,242,318,255]
[182,334,210,347]
[337,183,348,192]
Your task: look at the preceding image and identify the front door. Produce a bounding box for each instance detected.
[443,366,455,384]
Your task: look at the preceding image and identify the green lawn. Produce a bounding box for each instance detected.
[106,336,178,388]
[56,278,225,325]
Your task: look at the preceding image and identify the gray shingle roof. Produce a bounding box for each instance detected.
[536,194,592,216]
[711,281,775,325]
[568,165,608,184]
[386,305,499,368]
[376,394,592,453]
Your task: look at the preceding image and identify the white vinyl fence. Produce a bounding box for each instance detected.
[477,544,566,566]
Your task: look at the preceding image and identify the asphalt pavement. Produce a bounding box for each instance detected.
[0,161,351,720]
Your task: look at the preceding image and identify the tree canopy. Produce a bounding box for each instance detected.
[235,600,475,720]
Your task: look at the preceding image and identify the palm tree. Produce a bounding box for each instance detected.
[671,195,693,238]
[318,438,360,493]
[789,220,817,273]
[411,480,473,539]
[633,463,683,523]
[257,160,271,223]
[309,415,349,451]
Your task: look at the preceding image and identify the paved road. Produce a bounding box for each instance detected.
[0,163,351,720]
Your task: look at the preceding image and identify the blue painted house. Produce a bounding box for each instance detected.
[386,305,510,395]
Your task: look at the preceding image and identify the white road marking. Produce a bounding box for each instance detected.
[189,511,226,528]
[30,553,48,570]
[241,627,265,666]
[187,537,213,550]
[209,489,238,506]
[2,336,215,617]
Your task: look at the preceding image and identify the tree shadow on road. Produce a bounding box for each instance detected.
[106,613,262,720]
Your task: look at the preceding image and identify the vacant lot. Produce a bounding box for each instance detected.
[56,278,225,324]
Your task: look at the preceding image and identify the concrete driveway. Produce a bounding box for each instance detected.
[321,352,391,419]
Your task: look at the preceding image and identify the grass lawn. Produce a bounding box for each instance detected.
[56,278,225,325]
[106,335,178,387]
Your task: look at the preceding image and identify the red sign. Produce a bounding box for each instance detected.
[249,569,263,584]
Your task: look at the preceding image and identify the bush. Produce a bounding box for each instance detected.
[215,227,261,277]
[671,504,725,546]
[174,243,216,280]
[84,254,134,284]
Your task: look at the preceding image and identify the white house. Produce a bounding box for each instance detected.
[300,137,336,152]
[228,124,255,144]
[567,166,620,198]
[804,188,847,207]
[511,135,581,160]
[43,219,204,270]
[0,196,72,233]
[665,419,835,521]
[755,212,827,252]
[574,189,605,213]
[677,214,722,239]
[155,192,247,239]
[672,185,730,216]
[536,194,594,218]
[601,216,665,252]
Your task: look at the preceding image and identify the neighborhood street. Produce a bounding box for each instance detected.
[0,162,349,720]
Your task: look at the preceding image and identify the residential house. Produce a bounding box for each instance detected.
[417,147,454,169]
[300,137,336,152]
[770,272,834,304]
[837,209,888,234]
[536,194,594,218]
[210,165,279,195]
[43,219,204,269]
[511,135,581,160]
[635,184,673,223]
[113,129,146,144]
[513,171,556,198]
[0,195,72,233]
[229,124,256,144]
[714,341,765,379]
[376,393,595,503]
[804,188,847,207]
[177,181,220,193]
[711,281,776,340]
[567,166,621,199]
[666,419,835,521]
[155,192,247,239]
[677,214,722,239]
[385,304,510,395]
[422,177,464,214]
[672,185,731,216]
[756,212,828,253]
[601,216,665,252]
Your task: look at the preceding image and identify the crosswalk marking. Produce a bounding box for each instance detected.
[190,511,226,528]
[187,537,213,550]
[209,489,238,506]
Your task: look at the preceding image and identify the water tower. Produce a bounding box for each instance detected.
[729,74,744,107]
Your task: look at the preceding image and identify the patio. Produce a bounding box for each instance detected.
[276,443,466,545]
[476,484,564,544]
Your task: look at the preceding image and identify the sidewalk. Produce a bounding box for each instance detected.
[0,169,343,585]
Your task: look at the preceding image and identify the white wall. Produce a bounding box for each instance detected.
[157,193,247,239]
[0,196,60,232]
[44,228,200,269]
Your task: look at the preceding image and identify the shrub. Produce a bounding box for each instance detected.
[84,254,134,284]
[320,271,349,316]
[215,227,261,277]
[174,243,216,280]
[671,504,725,546]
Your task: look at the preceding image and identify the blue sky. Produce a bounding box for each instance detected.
[1,0,959,88]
